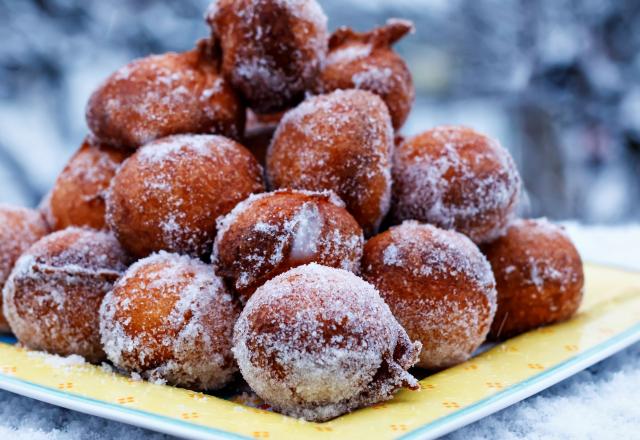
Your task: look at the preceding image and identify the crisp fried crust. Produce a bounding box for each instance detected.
[482,218,584,339]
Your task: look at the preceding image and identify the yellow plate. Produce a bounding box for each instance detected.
[1,263,639,440]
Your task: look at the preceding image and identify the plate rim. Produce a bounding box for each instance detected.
[1,322,638,440]
[0,372,249,440]
[398,322,640,440]
[0,262,639,440]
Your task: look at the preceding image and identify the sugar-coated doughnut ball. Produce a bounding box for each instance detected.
[233,263,420,422]
[206,0,328,114]
[316,19,415,130]
[2,227,128,362]
[100,252,240,390]
[482,218,584,339]
[267,89,394,236]
[0,206,49,332]
[362,221,497,370]
[49,138,129,231]
[106,134,265,259]
[214,189,363,301]
[86,40,244,150]
[392,126,521,244]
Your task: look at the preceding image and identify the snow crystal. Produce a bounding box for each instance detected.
[447,341,640,440]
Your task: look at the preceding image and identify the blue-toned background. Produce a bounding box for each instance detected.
[1,0,639,222]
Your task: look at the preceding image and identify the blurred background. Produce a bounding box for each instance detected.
[0,0,638,222]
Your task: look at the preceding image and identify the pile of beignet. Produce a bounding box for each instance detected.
[0,0,583,422]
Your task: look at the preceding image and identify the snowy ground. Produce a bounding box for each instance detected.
[1,223,639,440]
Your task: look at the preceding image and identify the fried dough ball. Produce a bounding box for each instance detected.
[482,218,584,339]
[392,126,521,244]
[206,0,328,113]
[0,206,49,332]
[233,263,420,422]
[49,138,129,231]
[362,221,497,370]
[316,19,415,130]
[2,227,128,362]
[213,189,363,301]
[267,89,394,236]
[100,252,240,390]
[106,134,265,259]
[86,40,244,150]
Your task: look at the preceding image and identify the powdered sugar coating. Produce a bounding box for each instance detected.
[504,219,578,292]
[86,44,244,150]
[136,132,232,164]
[0,205,50,332]
[99,252,240,390]
[106,134,264,258]
[207,0,328,113]
[267,89,394,236]
[482,218,584,339]
[213,189,364,300]
[35,352,87,370]
[0,206,50,287]
[327,43,372,64]
[362,221,497,369]
[392,126,521,244]
[233,263,420,421]
[49,139,128,231]
[318,19,415,130]
[2,227,128,362]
